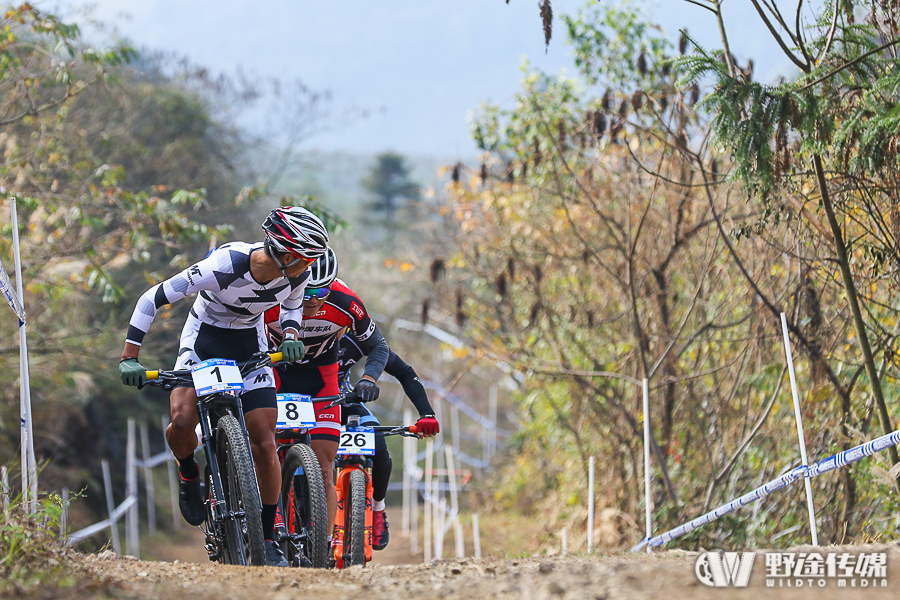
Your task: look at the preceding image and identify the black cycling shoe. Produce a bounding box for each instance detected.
[265,540,289,567]
[178,474,206,526]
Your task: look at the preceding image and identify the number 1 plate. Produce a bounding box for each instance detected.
[276,394,317,429]
[191,359,243,396]
[337,426,375,456]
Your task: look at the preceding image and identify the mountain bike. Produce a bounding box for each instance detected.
[144,351,283,566]
[274,392,328,568]
[327,405,419,568]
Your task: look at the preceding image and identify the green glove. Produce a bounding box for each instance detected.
[277,338,305,363]
[119,357,147,387]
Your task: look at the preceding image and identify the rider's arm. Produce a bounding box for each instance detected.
[357,327,388,382]
[277,279,307,339]
[122,250,228,357]
[384,350,434,417]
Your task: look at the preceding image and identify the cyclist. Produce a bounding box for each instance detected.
[118,206,328,567]
[337,336,439,551]
[264,247,389,541]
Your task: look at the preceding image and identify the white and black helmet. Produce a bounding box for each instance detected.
[307,246,339,288]
[262,206,329,259]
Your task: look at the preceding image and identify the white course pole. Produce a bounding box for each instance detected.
[11,199,36,512]
[60,488,69,537]
[101,459,121,555]
[561,528,567,557]
[488,385,498,464]
[424,438,433,562]
[472,513,482,559]
[587,456,594,552]
[435,496,445,560]
[410,434,419,555]
[780,313,819,546]
[643,377,652,553]
[445,446,465,558]
[140,423,156,536]
[451,406,461,458]
[162,415,179,529]
[2,466,9,521]
[126,418,139,558]
[402,408,412,538]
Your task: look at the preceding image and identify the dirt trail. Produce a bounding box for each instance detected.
[79,542,900,600]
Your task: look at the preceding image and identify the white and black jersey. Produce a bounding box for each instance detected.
[126,241,308,347]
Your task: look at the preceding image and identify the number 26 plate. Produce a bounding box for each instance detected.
[337,426,375,456]
[276,394,317,429]
[191,359,243,396]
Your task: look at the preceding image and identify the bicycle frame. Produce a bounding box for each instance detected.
[144,352,279,563]
[331,455,374,568]
[198,391,260,560]
[274,428,313,557]
[330,421,419,568]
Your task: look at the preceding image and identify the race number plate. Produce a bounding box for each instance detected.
[191,359,243,396]
[276,394,317,429]
[337,426,375,456]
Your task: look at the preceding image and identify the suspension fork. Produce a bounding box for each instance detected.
[198,400,228,521]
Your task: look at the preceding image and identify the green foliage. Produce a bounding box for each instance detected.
[439,0,900,551]
[565,0,672,90]
[0,488,85,595]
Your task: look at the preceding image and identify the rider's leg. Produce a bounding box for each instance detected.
[371,432,392,505]
[357,409,392,550]
[167,386,205,526]
[167,386,201,469]
[311,437,339,530]
[243,394,281,542]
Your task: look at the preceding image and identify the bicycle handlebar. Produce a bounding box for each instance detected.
[371,425,419,438]
[142,352,284,389]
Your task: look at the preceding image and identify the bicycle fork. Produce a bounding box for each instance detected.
[331,465,374,568]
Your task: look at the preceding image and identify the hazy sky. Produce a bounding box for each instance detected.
[64,0,812,158]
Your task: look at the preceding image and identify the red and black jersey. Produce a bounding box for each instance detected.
[265,278,376,368]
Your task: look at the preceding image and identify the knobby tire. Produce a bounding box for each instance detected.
[217,414,266,566]
[280,443,328,568]
[347,469,367,566]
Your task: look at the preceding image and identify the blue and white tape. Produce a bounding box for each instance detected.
[0,258,24,326]
[631,428,900,552]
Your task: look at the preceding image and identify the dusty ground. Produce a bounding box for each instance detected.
[66,541,900,600]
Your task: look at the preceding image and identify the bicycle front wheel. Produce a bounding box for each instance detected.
[347,469,368,566]
[217,414,266,566]
[280,443,328,567]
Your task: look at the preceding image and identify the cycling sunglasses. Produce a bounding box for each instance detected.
[303,287,331,301]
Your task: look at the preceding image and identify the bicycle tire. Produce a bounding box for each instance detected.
[347,469,367,566]
[217,415,266,566]
[280,444,328,568]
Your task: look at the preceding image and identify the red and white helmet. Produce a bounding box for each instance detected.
[262,206,329,259]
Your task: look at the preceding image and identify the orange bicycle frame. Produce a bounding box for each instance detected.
[331,463,373,568]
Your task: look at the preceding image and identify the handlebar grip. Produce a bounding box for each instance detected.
[408,425,418,435]
[146,370,159,380]
[269,352,283,363]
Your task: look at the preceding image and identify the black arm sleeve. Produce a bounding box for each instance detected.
[384,350,434,417]
[357,327,389,382]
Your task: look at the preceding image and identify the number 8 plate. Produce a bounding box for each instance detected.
[337,426,375,456]
[276,394,317,429]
